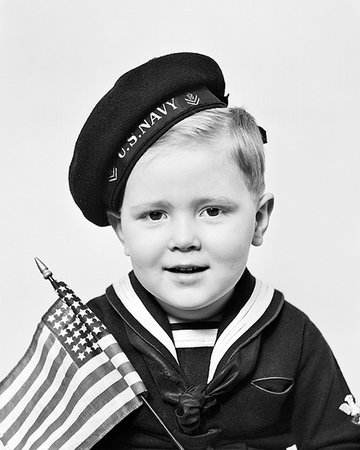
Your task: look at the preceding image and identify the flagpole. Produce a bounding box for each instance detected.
[140,395,185,450]
[34,257,185,450]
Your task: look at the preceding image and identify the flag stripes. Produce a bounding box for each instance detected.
[4,345,69,441]
[62,389,143,450]
[34,377,141,450]
[0,283,146,450]
[0,326,53,410]
[11,355,75,449]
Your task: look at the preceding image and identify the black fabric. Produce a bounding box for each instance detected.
[87,273,360,449]
[176,347,213,386]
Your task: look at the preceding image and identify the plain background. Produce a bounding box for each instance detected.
[0,2,359,448]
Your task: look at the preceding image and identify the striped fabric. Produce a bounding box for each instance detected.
[168,316,219,386]
[0,282,146,450]
[168,316,219,348]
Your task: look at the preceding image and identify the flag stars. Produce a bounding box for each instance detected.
[66,336,74,345]
[73,329,81,339]
[46,292,109,363]
[72,343,80,353]
[87,333,94,341]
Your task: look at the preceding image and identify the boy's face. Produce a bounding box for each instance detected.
[111,143,272,320]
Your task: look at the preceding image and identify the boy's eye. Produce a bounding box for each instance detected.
[202,207,221,217]
[148,211,165,221]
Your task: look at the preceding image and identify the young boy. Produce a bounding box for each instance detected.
[69,53,360,449]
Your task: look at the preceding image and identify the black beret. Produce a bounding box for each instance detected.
[69,52,228,226]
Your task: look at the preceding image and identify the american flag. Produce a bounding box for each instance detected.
[0,281,147,450]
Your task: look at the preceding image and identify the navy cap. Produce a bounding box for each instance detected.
[69,52,264,226]
[69,52,228,226]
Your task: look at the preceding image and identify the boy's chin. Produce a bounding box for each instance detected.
[155,292,233,321]
[159,304,218,321]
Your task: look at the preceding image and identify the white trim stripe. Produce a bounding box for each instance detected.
[113,277,178,362]
[172,329,217,348]
[207,279,274,382]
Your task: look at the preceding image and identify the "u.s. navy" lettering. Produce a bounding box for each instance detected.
[117,99,178,159]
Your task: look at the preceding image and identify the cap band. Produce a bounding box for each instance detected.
[104,86,226,211]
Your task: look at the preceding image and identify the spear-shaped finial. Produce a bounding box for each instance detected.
[34,257,60,291]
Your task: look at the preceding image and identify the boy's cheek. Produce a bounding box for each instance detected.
[125,240,162,265]
[214,233,253,258]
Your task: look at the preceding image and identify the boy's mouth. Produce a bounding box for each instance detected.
[164,265,209,274]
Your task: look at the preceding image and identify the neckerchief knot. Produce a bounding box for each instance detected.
[175,384,208,435]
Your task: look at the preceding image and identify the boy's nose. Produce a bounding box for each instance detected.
[168,218,201,252]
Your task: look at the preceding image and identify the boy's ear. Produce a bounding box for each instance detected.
[106,210,129,255]
[252,193,274,247]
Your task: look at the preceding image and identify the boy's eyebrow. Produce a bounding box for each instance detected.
[191,196,237,207]
[129,197,237,213]
[129,201,172,213]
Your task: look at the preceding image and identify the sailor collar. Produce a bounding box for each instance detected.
[105,270,284,384]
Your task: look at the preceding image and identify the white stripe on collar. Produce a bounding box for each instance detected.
[112,276,178,362]
[207,279,274,382]
[172,328,218,348]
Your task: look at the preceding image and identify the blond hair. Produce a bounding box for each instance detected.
[150,107,265,199]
